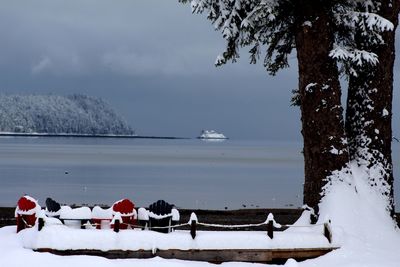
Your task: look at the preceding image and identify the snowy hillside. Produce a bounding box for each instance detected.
[0,94,134,135]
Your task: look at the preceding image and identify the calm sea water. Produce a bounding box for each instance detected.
[0,137,398,209]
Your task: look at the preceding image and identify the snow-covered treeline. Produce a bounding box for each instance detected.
[0,94,134,135]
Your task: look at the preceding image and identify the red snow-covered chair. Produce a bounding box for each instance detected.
[112,199,137,229]
[15,195,41,233]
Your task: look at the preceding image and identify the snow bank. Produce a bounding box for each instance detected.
[306,162,400,267]
[319,162,398,242]
[0,226,275,267]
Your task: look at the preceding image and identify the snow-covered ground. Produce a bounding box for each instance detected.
[19,227,335,251]
[1,163,400,266]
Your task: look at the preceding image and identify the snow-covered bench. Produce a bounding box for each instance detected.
[44,198,137,230]
[91,206,113,229]
[59,206,92,229]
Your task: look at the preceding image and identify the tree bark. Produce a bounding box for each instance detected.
[295,2,350,216]
[345,1,399,217]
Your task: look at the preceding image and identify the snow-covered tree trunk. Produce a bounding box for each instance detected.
[345,0,399,217]
[295,4,350,216]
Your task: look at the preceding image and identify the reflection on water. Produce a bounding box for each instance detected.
[0,137,398,209]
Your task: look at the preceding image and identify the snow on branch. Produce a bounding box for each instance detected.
[189,0,208,14]
[330,45,379,66]
[215,54,226,65]
[241,0,276,29]
[337,10,394,32]
[355,12,393,31]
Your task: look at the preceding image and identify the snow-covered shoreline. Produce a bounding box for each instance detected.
[0,94,135,135]
[0,132,137,138]
[0,132,189,139]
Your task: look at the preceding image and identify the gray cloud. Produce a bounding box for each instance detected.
[0,0,398,141]
[0,0,228,77]
[31,57,52,74]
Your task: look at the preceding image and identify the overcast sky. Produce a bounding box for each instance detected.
[0,0,399,140]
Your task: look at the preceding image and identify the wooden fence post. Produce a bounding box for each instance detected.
[38,217,44,231]
[189,212,198,239]
[324,220,332,243]
[80,220,86,230]
[267,220,273,239]
[114,219,120,233]
[190,219,197,239]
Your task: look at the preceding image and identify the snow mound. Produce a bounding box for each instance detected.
[310,162,400,267]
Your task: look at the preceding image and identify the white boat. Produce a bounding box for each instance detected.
[198,130,228,140]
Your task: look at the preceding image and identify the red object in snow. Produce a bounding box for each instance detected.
[18,197,37,211]
[16,196,39,233]
[112,199,137,230]
[113,199,134,214]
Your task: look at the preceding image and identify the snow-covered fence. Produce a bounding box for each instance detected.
[187,212,279,240]
[190,212,197,239]
[36,212,332,243]
[30,210,338,262]
[113,217,121,233]
[185,212,331,243]
[24,203,338,263]
[35,209,333,244]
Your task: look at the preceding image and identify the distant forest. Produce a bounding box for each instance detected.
[0,94,134,135]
